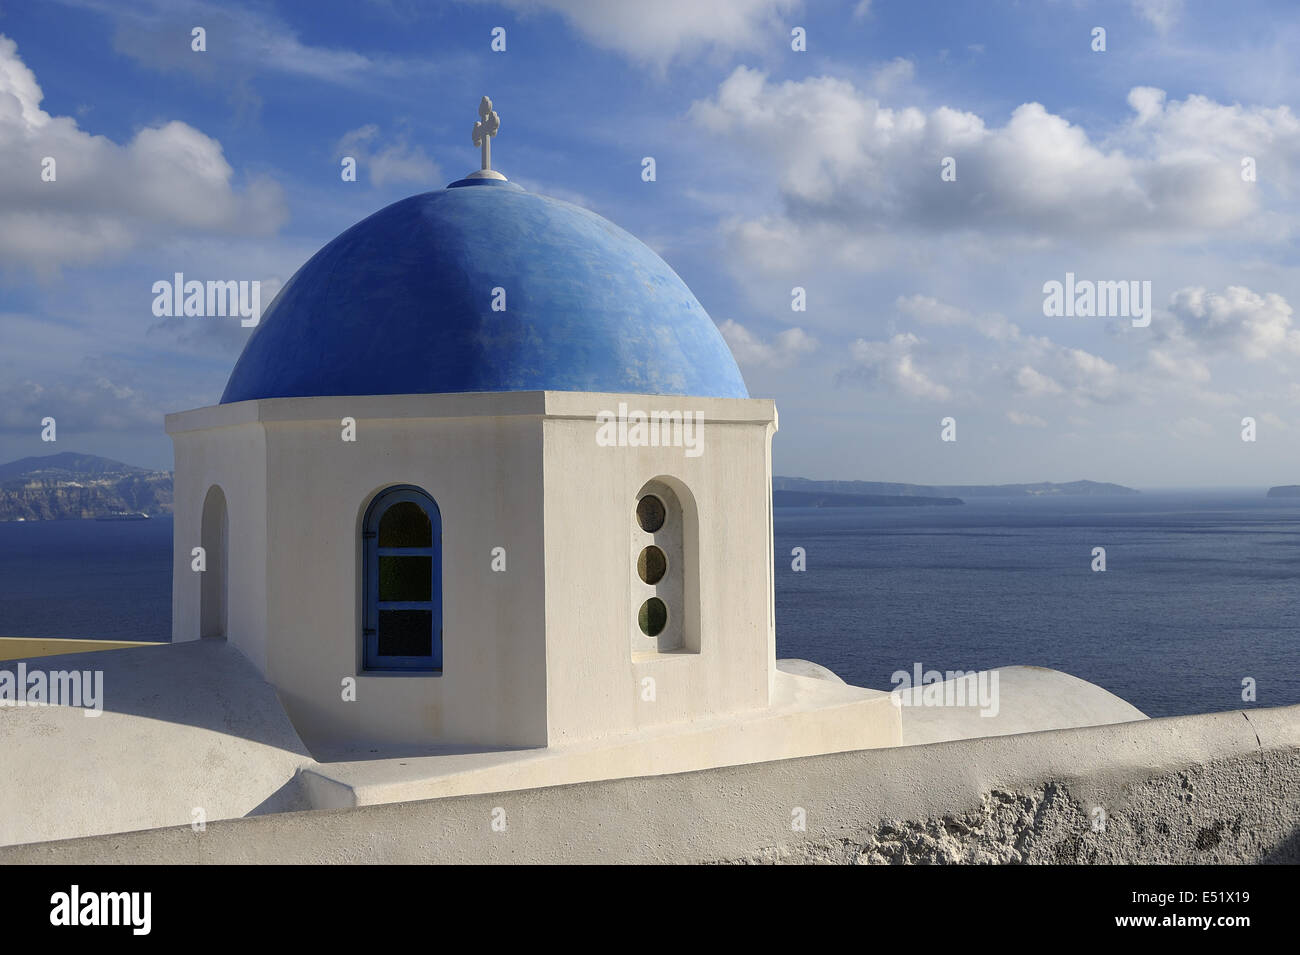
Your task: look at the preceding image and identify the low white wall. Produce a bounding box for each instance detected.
[0,642,311,848]
[6,704,1296,864]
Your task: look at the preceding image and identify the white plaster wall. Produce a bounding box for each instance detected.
[540,393,778,743]
[171,396,552,754]
[257,404,549,754]
[168,418,269,674]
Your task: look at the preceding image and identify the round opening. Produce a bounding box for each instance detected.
[636,495,666,532]
[637,545,667,585]
[638,597,668,636]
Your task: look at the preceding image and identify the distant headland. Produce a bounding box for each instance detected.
[773,476,1139,506]
[1267,485,1300,498]
[0,453,1155,519]
[774,489,962,508]
[0,452,172,521]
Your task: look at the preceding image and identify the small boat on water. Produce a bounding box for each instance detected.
[94,512,150,521]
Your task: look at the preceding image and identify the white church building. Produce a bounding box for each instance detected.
[164,97,902,769]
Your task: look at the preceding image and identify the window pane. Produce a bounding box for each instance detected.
[379,556,432,601]
[378,610,433,657]
[636,495,666,533]
[637,545,667,584]
[638,597,668,636]
[379,501,432,547]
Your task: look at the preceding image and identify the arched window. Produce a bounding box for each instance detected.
[363,485,442,672]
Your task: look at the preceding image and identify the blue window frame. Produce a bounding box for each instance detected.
[362,485,442,671]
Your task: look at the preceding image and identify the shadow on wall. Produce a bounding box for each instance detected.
[1262,826,1300,863]
[0,640,309,754]
[200,484,228,640]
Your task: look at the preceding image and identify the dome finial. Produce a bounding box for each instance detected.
[468,96,507,181]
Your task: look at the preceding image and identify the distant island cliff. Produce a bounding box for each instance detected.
[0,453,1144,519]
[773,477,1139,502]
[1267,485,1300,498]
[773,489,962,508]
[0,453,172,521]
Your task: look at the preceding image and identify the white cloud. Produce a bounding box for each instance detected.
[0,375,160,433]
[1131,0,1184,33]
[896,294,968,327]
[336,125,440,188]
[1259,411,1290,432]
[465,0,801,66]
[56,0,439,88]
[1171,416,1213,437]
[0,35,286,272]
[1147,347,1211,382]
[844,293,1132,409]
[719,319,816,367]
[1057,348,1123,403]
[896,295,1021,341]
[1166,286,1300,360]
[895,302,1127,406]
[690,67,1298,243]
[845,333,951,400]
[868,57,914,97]
[847,282,1290,426]
[1126,86,1167,125]
[1006,410,1047,427]
[1014,365,1064,398]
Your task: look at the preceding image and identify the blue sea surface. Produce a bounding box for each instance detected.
[774,492,1299,719]
[0,493,1295,718]
[0,516,173,643]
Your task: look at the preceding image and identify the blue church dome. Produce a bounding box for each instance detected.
[220,178,748,403]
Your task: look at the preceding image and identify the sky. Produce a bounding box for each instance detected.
[0,0,1298,487]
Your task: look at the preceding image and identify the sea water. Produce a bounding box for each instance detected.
[0,493,1295,718]
[774,492,1299,718]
